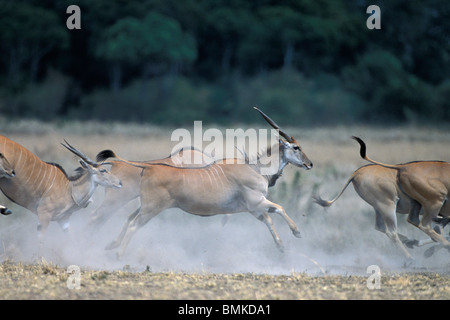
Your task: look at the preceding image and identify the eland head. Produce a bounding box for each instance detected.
[254,106,313,170]
[61,140,122,189]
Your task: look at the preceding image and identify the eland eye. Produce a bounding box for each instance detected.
[293,146,300,151]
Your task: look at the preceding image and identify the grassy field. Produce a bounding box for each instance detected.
[0,120,449,300]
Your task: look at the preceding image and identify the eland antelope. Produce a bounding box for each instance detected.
[97,107,313,258]
[314,164,421,259]
[0,135,122,245]
[88,147,214,228]
[352,136,450,250]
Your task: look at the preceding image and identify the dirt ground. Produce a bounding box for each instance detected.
[0,261,448,300]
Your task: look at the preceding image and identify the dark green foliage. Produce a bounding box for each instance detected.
[0,0,448,125]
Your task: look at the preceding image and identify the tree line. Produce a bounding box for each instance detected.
[0,0,449,126]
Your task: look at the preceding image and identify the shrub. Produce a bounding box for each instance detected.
[2,70,69,120]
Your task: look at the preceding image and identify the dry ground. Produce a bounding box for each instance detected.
[0,261,449,299]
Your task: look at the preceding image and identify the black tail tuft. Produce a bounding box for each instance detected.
[352,136,367,159]
[96,149,117,162]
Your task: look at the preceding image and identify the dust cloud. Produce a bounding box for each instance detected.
[0,185,448,276]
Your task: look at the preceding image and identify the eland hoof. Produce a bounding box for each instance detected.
[1,209,12,215]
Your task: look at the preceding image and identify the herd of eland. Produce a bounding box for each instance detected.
[0,107,448,262]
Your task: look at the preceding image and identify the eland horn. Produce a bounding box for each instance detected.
[253,106,294,143]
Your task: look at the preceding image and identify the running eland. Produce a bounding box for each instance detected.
[314,163,421,259]
[352,136,450,250]
[97,107,313,258]
[0,135,122,246]
[88,147,213,228]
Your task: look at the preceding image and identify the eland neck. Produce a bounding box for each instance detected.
[70,169,96,207]
[250,143,288,187]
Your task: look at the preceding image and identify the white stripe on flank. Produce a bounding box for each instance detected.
[211,167,220,187]
[44,165,57,195]
[204,168,214,187]
[216,165,230,184]
[211,166,225,188]
[34,162,47,193]
[23,155,36,185]
[182,171,186,187]
[199,171,209,192]
[15,148,23,171]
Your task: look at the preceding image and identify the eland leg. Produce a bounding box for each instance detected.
[108,196,166,259]
[404,180,450,247]
[424,244,450,258]
[115,208,163,260]
[250,212,284,252]
[374,205,414,260]
[407,199,422,227]
[263,198,301,238]
[105,207,140,251]
[88,191,139,229]
[418,201,450,248]
[245,192,300,252]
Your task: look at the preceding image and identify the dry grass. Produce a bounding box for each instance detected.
[0,260,448,299]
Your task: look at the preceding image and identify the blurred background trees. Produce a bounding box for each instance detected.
[0,0,448,126]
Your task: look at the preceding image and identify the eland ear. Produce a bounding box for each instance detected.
[79,159,89,169]
[279,138,288,147]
